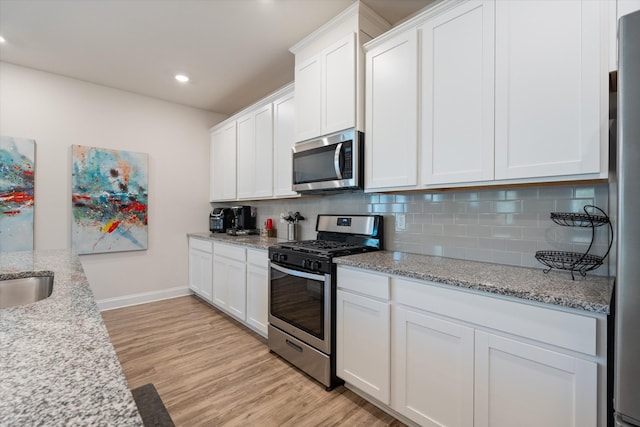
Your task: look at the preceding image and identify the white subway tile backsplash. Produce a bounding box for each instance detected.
[505,188,538,200]
[443,224,466,236]
[454,213,479,225]
[492,200,523,213]
[478,237,506,251]
[244,183,611,275]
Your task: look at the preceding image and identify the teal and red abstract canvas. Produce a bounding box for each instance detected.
[71,145,148,254]
[0,136,35,252]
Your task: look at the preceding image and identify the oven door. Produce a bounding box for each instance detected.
[268,262,331,354]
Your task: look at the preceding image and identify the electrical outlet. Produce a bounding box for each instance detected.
[396,213,406,231]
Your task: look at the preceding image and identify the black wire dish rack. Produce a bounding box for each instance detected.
[535,205,613,280]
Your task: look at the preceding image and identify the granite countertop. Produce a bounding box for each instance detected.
[188,231,283,250]
[0,250,142,426]
[335,251,614,314]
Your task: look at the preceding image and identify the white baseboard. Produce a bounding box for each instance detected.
[97,286,192,311]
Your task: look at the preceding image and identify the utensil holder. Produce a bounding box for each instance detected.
[287,223,297,241]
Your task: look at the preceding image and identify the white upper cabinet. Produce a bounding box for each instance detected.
[364,0,609,191]
[322,34,356,136]
[421,0,495,185]
[236,103,274,200]
[210,121,237,202]
[294,34,355,142]
[294,55,323,142]
[365,28,419,191]
[273,90,298,198]
[609,0,640,71]
[290,2,390,143]
[210,84,296,202]
[494,0,604,180]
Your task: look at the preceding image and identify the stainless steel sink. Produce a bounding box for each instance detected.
[0,274,54,309]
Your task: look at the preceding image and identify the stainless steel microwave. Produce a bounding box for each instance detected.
[292,128,364,193]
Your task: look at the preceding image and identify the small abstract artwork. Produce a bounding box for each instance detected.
[71,145,148,254]
[0,136,36,252]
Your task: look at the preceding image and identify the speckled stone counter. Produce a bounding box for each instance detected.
[187,232,283,250]
[335,251,613,314]
[0,250,143,426]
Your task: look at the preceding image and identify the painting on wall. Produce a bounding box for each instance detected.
[0,136,36,252]
[71,145,148,254]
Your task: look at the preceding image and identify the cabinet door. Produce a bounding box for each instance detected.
[212,254,229,309]
[226,257,246,321]
[294,55,322,142]
[236,114,255,199]
[474,331,597,427]
[365,28,418,190]
[188,248,212,302]
[336,290,390,404]
[323,33,356,135]
[210,122,237,201]
[609,0,640,71]
[494,0,603,180]
[273,91,298,198]
[421,0,495,185]
[237,104,274,200]
[253,104,274,198]
[392,306,474,427]
[246,263,268,337]
[213,254,246,321]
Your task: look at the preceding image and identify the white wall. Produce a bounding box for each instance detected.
[0,62,226,305]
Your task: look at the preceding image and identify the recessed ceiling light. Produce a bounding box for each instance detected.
[0,36,6,44]
[175,74,189,83]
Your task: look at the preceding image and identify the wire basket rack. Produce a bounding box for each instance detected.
[535,205,613,279]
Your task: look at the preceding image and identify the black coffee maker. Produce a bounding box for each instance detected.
[229,206,257,233]
[209,208,233,233]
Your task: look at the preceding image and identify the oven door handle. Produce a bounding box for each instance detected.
[270,261,326,282]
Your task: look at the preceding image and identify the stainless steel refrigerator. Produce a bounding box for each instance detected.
[615,8,640,427]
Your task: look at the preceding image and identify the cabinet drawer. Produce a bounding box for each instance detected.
[214,242,246,261]
[394,277,597,356]
[337,266,390,300]
[247,249,268,268]
[189,237,212,253]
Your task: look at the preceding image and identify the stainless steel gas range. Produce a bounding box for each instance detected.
[268,214,384,390]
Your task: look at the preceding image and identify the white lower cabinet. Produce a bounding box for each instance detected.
[193,241,268,338]
[336,266,604,427]
[336,266,391,404]
[474,331,597,427]
[392,306,474,427]
[246,249,268,337]
[212,242,247,322]
[336,290,391,404]
[188,237,213,302]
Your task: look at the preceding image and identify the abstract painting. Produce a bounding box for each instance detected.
[71,145,148,254]
[0,136,35,252]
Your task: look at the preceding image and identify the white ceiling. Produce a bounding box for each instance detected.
[0,0,432,115]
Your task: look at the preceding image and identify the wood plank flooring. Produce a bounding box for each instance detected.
[102,295,405,426]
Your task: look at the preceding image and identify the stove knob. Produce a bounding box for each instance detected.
[279,254,287,262]
[302,259,310,269]
[313,261,323,271]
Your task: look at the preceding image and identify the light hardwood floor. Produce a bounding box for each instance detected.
[102,295,405,426]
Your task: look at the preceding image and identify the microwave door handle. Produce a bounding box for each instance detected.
[334,143,343,180]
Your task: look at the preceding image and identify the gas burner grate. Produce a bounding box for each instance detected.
[276,240,369,256]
